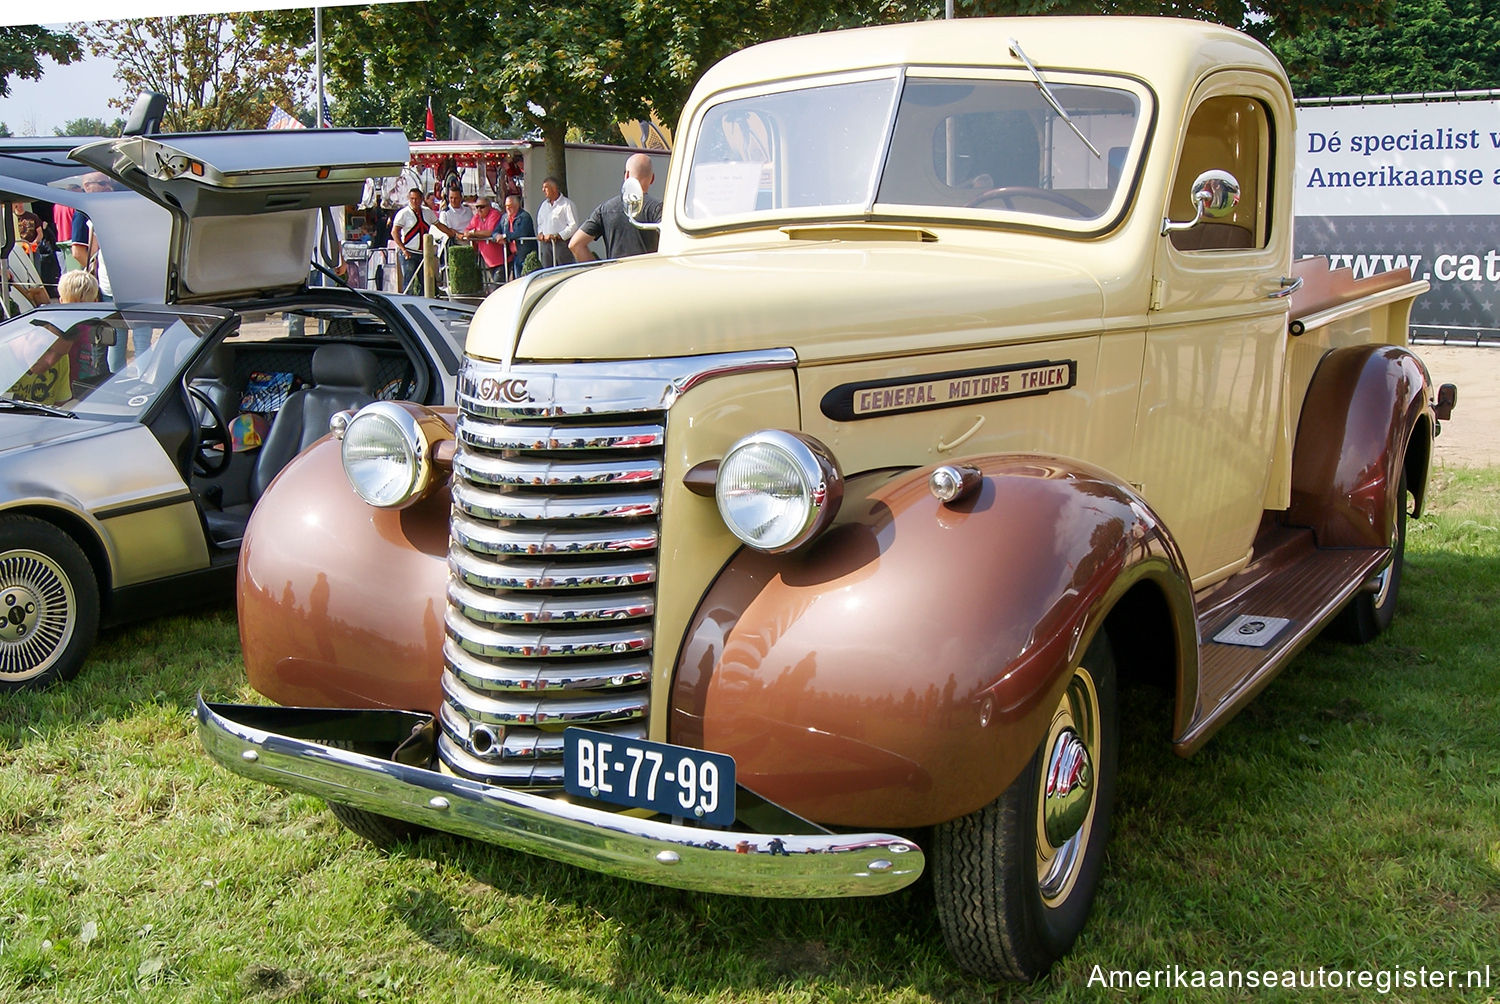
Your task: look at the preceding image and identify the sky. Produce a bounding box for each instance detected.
[0,43,123,137]
[0,2,394,136]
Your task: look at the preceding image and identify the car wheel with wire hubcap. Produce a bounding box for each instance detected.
[0,515,99,691]
[933,631,1118,981]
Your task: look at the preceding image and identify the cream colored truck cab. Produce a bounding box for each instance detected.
[202,17,1442,981]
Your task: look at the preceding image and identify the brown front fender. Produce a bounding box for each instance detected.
[238,437,452,713]
[1288,345,1434,547]
[670,456,1195,830]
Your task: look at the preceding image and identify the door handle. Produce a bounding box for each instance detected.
[1266,275,1303,299]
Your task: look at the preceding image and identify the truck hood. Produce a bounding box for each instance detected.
[506,241,1105,364]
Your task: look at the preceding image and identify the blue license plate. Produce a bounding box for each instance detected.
[563,728,736,827]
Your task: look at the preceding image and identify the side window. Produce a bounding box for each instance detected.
[1168,96,1272,252]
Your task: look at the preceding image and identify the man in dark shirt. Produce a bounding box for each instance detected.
[500,194,537,279]
[569,153,662,262]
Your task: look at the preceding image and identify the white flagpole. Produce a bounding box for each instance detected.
[315,6,327,127]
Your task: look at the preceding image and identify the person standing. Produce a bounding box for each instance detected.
[15,210,59,299]
[535,177,578,268]
[438,186,473,235]
[500,194,537,280]
[569,153,662,262]
[462,195,506,287]
[392,187,458,293]
[52,193,78,275]
[436,185,474,291]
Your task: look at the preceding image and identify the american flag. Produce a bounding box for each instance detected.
[267,105,306,130]
[424,97,435,140]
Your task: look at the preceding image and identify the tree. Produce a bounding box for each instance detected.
[0,25,82,99]
[73,15,310,133]
[1271,0,1500,96]
[0,122,11,138]
[54,117,126,137]
[256,1,854,191]
[261,0,1403,189]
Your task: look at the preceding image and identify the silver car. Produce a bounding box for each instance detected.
[0,130,472,689]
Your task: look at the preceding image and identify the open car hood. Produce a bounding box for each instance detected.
[68,129,409,304]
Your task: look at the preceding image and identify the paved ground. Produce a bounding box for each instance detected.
[1411,345,1496,469]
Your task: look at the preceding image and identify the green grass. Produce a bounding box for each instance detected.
[2,469,1498,1002]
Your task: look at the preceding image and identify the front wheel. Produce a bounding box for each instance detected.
[933,632,1118,981]
[0,515,99,691]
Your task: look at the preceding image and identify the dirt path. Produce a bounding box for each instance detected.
[1410,345,1496,469]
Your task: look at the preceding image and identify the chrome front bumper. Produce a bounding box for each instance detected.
[196,699,924,898]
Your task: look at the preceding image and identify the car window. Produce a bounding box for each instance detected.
[682,70,1147,230]
[0,306,220,420]
[226,304,429,403]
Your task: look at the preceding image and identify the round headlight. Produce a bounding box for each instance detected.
[715,430,842,553]
[341,402,429,508]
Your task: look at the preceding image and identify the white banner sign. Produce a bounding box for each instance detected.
[1295,101,1500,217]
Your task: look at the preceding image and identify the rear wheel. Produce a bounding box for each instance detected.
[933,633,1118,981]
[1330,474,1407,644]
[0,515,99,691]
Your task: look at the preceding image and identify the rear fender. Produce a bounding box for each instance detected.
[1288,345,1434,546]
[670,456,1195,829]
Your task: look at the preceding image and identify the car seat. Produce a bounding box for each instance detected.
[204,343,380,544]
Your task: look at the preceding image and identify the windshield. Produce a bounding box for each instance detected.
[683,70,1146,230]
[0,306,222,420]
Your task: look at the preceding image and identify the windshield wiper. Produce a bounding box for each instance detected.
[0,395,78,419]
[1008,38,1102,160]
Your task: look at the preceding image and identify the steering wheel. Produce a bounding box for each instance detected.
[966,186,1094,218]
[188,386,232,478]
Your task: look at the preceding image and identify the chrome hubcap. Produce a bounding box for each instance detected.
[1036,664,1101,905]
[0,549,74,680]
[1043,729,1094,848]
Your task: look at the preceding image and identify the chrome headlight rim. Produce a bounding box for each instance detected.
[338,401,434,508]
[714,429,842,554]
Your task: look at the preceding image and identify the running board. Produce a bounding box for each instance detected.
[1175,528,1388,755]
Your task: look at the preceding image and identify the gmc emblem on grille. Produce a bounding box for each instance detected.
[476,377,532,404]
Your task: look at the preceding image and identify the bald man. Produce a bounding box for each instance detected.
[569,153,662,262]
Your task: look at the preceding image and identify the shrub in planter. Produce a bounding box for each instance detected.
[447,244,481,295]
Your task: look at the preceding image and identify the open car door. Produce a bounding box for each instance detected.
[70,129,409,305]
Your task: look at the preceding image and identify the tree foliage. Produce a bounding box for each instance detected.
[0,25,82,99]
[54,117,126,137]
[74,16,309,133]
[1271,0,1500,97]
[255,0,1414,186]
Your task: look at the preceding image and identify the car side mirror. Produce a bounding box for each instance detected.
[1161,170,1240,236]
[622,177,660,233]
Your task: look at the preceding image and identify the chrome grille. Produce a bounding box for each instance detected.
[439,349,798,788]
[440,369,666,786]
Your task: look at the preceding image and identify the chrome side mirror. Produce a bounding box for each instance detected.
[622,177,660,233]
[1161,169,1240,236]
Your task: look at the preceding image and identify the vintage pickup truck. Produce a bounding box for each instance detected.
[199,17,1452,979]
